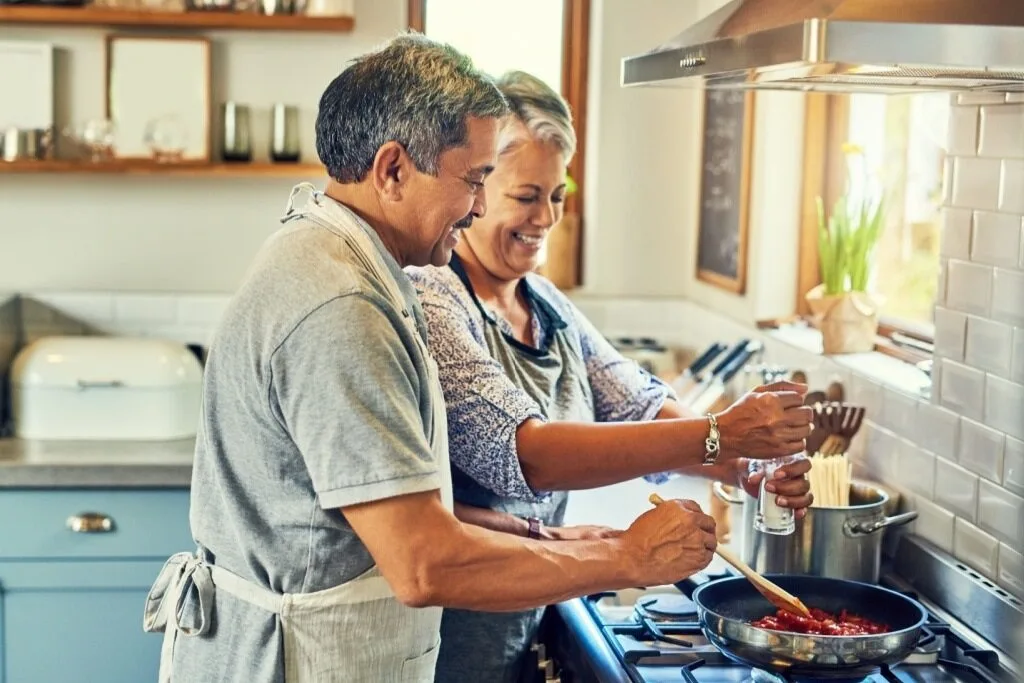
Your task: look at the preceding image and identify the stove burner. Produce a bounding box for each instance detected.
[750,670,871,683]
[636,593,699,620]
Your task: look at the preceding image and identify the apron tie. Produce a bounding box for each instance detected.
[143,552,215,683]
[281,182,319,222]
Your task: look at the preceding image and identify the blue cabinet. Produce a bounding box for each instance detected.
[0,489,191,683]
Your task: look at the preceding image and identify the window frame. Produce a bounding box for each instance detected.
[796,93,936,364]
[407,0,591,287]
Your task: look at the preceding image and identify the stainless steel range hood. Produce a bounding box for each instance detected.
[621,0,1024,93]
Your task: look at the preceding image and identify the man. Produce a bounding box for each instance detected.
[141,34,787,682]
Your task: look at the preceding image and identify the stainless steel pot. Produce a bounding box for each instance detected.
[713,480,917,583]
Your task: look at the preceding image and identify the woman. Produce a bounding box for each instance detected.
[406,71,813,683]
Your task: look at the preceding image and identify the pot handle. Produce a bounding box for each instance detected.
[712,481,746,505]
[844,511,918,537]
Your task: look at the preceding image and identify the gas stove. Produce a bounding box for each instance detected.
[541,539,1021,683]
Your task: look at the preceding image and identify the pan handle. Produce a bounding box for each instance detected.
[844,511,919,537]
[712,481,746,505]
[674,571,716,599]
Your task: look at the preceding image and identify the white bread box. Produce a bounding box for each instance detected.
[11,336,203,440]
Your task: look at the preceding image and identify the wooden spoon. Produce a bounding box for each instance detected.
[649,493,812,618]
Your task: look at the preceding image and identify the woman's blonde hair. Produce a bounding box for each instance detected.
[495,70,576,164]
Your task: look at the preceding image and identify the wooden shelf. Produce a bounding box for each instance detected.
[0,5,354,32]
[0,159,325,177]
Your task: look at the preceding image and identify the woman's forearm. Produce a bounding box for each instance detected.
[454,501,530,536]
[656,399,740,485]
[515,411,717,491]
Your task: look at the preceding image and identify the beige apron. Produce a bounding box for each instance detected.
[143,184,453,682]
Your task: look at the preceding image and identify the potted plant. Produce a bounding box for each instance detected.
[806,143,886,354]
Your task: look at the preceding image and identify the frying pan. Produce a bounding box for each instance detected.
[677,574,929,679]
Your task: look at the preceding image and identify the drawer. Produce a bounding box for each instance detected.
[0,489,192,559]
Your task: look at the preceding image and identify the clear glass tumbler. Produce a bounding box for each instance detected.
[754,459,795,535]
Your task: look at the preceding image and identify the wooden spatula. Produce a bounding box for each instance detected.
[649,493,811,618]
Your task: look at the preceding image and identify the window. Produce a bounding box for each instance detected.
[798,93,949,358]
[408,0,591,288]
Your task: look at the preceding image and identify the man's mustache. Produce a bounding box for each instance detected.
[454,215,475,229]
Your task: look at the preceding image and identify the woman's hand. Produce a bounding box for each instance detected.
[714,382,814,462]
[542,524,622,541]
[730,456,814,518]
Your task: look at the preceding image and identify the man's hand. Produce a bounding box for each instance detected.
[620,498,717,586]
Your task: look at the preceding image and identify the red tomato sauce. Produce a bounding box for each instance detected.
[751,608,889,636]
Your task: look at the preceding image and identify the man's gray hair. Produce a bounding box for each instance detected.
[316,33,509,183]
[495,71,576,164]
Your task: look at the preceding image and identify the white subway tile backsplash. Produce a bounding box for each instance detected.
[880,388,919,434]
[933,307,967,361]
[940,208,972,259]
[945,260,992,315]
[991,268,1024,327]
[937,206,970,260]
[176,296,231,326]
[848,373,883,416]
[997,543,1024,597]
[113,294,177,324]
[953,518,1000,579]
[916,403,961,462]
[984,375,1024,440]
[898,443,936,498]
[936,259,948,307]
[952,157,1002,209]
[1010,326,1024,385]
[958,93,1008,106]
[958,417,1006,482]
[864,424,900,483]
[30,293,114,326]
[978,104,1024,159]
[1005,437,1024,497]
[935,458,980,520]
[911,497,955,553]
[947,106,979,156]
[939,360,986,421]
[971,211,1023,268]
[964,316,1014,376]
[1000,161,1024,214]
[977,479,1024,547]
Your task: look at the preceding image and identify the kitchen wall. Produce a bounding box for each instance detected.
[572,90,1024,600]
[581,0,804,323]
[0,0,405,293]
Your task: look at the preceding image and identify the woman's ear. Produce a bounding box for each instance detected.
[370,141,410,201]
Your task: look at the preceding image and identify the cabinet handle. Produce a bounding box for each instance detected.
[66,512,115,533]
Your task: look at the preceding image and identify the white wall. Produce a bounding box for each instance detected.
[580,0,704,298]
[580,0,803,325]
[0,0,406,293]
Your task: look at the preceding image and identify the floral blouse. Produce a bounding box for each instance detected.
[405,262,675,500]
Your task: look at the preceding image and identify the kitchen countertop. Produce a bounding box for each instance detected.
[0,437,195,488]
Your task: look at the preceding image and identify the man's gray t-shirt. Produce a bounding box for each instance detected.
[171,200,441,681]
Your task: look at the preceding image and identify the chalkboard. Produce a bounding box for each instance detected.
[695,89,754,294]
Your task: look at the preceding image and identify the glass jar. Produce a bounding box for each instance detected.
[754,459,795,535]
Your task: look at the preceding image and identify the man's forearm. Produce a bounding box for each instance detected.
[344,491,639,612]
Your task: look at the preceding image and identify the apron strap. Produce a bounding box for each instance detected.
[281,182,319,222]
[143,552,215,683]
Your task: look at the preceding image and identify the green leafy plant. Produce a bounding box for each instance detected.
[815,143,886,297]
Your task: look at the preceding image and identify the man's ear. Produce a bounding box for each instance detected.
[371,142,410,201]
